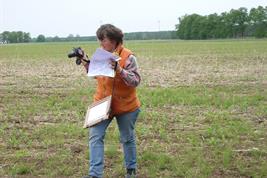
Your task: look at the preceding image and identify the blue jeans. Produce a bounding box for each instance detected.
[88,108,140,178]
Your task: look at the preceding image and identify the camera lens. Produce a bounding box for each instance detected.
[76,58,82,65]
[68,52,76,58]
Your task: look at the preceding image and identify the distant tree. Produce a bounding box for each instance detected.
[16,31,24,42]
[228,7,249,37]
[176,14,208,39]
[36,34,45,42]
[8,31,18,43]
[52,36,60,42]
[23,32,31,42]
[249,6,267,38]
[192,15,208,39]
[67,34,74,41]
[205,13,227,38]
[75,34,80,41]
[1,31,10,43]
[176,14,192,39]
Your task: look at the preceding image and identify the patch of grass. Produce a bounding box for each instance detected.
[6,129,32,149]
[32,123,87,147]
[105,144,120,159]
[14,149,31,160]
[11,164,32,175]
[139,85,266,110]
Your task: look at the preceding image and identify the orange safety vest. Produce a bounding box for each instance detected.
[93,45,141,116]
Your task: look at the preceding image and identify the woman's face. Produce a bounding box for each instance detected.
[99,37,117,52]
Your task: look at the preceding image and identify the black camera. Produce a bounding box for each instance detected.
[68,47,88,65]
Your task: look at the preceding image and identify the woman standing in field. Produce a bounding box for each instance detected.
[81,24,141,178]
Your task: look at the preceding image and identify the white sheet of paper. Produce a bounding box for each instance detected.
[88,48,120,78]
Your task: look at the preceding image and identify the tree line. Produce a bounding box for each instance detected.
[176,6,267,39]
[0,32,97,43]
[1,6,266,43]
[0,31,177,43]
[0,31,31,43]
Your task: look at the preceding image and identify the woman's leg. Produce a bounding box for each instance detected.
[88,119,112,178]
[116,109,140,170]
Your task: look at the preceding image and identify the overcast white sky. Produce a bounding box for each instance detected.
[0,0,266,37]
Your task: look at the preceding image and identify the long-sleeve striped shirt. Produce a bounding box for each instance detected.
[84,54,141,87]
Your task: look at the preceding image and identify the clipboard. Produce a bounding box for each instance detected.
[83,96,112,128]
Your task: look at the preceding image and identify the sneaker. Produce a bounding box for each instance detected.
[125,169,136,178]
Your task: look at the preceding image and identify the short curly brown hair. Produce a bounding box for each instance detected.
[96,24,124,45]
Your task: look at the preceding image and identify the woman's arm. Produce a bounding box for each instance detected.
[119,55,141,87]
[80,51,90,73]
[82,61,89,73]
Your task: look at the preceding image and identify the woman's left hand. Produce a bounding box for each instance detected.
[110,61,123,73]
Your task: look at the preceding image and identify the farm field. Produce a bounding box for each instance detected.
[0,39,267,178]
